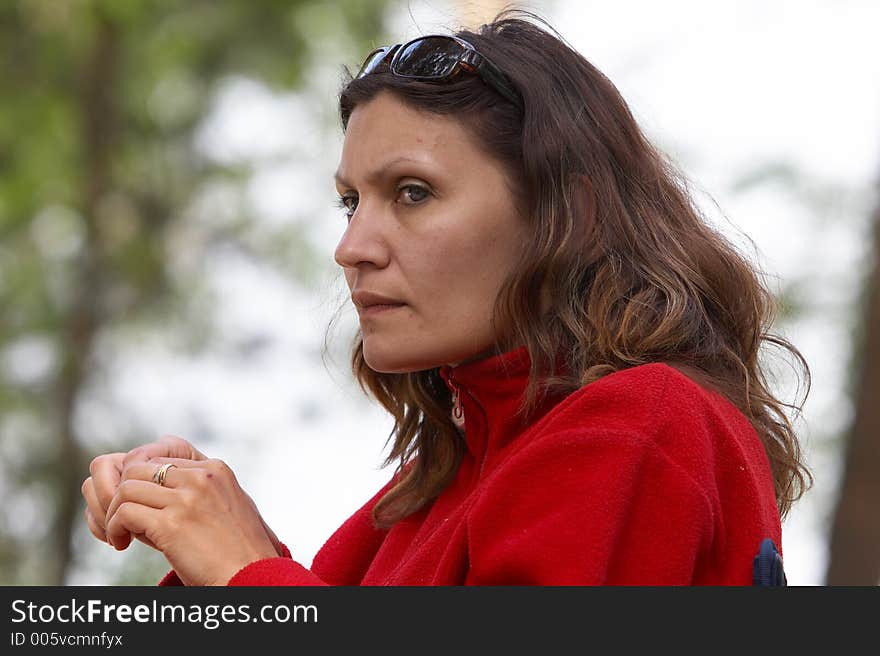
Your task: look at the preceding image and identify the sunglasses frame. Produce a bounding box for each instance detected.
[356,35,523,111]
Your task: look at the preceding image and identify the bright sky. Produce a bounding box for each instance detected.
[70,0,880,585]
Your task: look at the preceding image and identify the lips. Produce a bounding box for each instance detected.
[351,290,405,309]
[357,303,404,318]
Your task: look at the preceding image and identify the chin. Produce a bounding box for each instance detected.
[362,339,498,373]
[363,354,424,374]
[362,343,444,374]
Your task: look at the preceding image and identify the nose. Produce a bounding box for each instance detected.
[333,201,391,271]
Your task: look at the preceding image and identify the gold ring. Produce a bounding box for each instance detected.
[152,463,176,487]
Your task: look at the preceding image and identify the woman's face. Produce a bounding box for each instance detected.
[334,91,529,373]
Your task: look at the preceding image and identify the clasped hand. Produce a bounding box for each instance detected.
[81,435,282,586]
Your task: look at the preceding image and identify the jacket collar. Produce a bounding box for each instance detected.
[437,345,569,468]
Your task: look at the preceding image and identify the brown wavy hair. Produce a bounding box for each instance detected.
[328,10,812,529]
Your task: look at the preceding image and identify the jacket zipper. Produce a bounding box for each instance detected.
[447,372,489,483]
[448,372,466,431]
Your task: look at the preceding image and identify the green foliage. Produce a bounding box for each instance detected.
[0,0,391,584]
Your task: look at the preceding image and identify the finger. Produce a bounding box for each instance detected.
[106,502,162,551]
[134,533,159,551]
[140,458,237,490]
[84,506,107,543]
[106,479,175,537]
[107,521,133,550]
[120,462,167,485]
[88,453,125,513]
[123,435,207,467]
[145,457,233,477]
[120,460,202,489]
[81,478,109,537]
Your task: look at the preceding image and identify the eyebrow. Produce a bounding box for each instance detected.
[334,156,430,189]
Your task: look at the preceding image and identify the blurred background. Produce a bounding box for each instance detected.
[1,0,878,586]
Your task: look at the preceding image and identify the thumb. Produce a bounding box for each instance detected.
[245,492,284,557]
[261,516,284,557]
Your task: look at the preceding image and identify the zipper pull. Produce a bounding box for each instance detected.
[448,375,466,431]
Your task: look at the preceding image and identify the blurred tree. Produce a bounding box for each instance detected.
[0,0,389,584]
[826,169,880,585]
[728,157,876,584]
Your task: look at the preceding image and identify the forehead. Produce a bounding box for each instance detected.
[337,92,483,180]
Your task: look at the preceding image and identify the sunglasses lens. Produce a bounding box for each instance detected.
[358,47,392,78]
[393,37,464,78]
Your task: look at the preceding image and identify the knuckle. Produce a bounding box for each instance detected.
[191,469,213,490]
[114,501,133,521]
[124,442,156,464]
[122,449,144,466]
[120,462,141,480]
[161,434,193,454]
[89,455,107,475]
[208,458,232,478]
[172,501,188,525]
[183,487,198,503]
[117,479,137,497]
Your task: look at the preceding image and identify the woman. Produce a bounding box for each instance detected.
[81,12,811,585]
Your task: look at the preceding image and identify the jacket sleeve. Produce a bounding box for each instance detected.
[157,542,328,586]
[464,427,716,585]
[228,543,330,586]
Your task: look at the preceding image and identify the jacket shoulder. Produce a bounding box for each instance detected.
[543,362,721,435]
[530,362,760,476]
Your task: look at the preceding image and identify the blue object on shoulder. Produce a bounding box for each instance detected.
[753,538,787,586]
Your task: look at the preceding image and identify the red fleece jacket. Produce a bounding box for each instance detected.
[159,346,782,586]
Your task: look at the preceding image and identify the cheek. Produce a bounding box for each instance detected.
[424,237,511,302]
[410,238,485,287]
[440,214,520,271]
[400,198,526,301]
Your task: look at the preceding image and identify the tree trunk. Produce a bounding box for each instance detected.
[825,172,880,585]
[46,11,117,585]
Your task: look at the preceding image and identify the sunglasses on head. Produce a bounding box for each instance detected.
[356,35,523,111]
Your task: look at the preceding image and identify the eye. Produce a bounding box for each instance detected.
[397,184,430,206]
[335,193,358,220]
